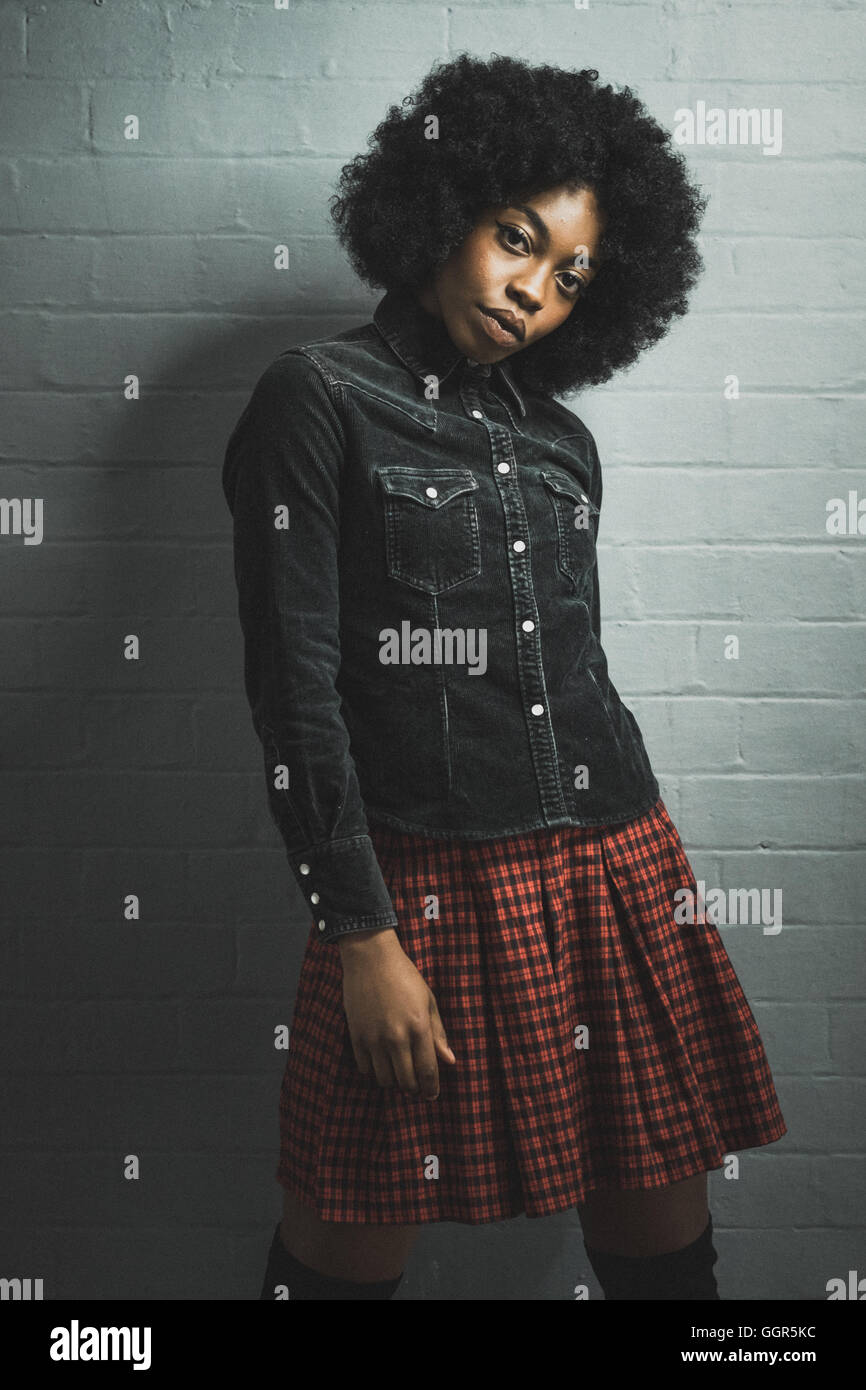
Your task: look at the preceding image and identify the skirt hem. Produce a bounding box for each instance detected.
[274,1117,788,1226]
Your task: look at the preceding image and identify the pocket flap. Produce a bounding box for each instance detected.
[378,467,478,509]
[541,468,598,513]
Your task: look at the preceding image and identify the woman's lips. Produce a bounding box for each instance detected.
[477,306,522,346]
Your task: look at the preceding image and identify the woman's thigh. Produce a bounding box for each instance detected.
[576,1172,710,1256]
[280,1185,423,1282]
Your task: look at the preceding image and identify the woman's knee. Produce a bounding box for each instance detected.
[577,1172,709,1257]
[280,1185,422,1281]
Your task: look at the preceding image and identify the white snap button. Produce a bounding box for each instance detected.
[471,409,483,419]
[513,539,526,553]
[317,920,326,931]
[531,703,544,716]
[497,462,510,473]
[426,486,438,498]
[310,892,320,904]
[522,620,535,632]
[299,863,310,875]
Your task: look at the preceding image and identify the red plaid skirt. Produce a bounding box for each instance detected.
[275,795,787,1224]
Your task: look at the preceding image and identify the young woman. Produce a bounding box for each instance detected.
[223,54,787,1301]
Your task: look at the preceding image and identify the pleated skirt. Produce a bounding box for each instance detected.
[274,795,787,1224]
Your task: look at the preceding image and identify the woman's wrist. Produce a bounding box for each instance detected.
[336,925,400,958]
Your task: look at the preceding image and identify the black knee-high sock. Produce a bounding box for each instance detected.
[259,1222,404,1301]
[583,1213,721,1301]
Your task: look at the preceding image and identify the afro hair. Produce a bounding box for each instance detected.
[329,53,710,398]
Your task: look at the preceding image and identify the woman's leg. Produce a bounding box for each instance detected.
[576,1172,709,1255]
[576,1172,720,1300]
[278,1185,423,1282]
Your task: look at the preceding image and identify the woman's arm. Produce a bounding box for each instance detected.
[223,357,456,1095]
[588,431,602,644]
[222,349,397,947]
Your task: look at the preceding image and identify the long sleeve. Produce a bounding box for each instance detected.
[590,559,601,645]
[588,429,603,644]
[222,350,398,946]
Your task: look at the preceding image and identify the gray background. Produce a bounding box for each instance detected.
[1,0,863,1300]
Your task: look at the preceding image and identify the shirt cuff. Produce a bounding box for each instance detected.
[287,834,399,946]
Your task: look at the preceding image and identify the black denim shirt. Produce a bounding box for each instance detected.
[222,287,659,945]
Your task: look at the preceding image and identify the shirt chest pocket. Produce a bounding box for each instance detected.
[541,468,600,587]
[377,466,481,594]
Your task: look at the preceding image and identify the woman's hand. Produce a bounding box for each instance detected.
[338,928,456,1098]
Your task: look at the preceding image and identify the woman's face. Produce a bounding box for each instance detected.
[417,184,606,363]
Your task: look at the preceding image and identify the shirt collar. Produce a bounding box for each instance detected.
[372,286,526,420]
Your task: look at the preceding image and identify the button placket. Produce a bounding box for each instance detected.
[487,426,568,817]
[462,359,520,428]
[503,461,536,640]
[460,367,488,425]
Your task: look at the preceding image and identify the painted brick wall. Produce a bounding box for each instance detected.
[0,0,863,1301]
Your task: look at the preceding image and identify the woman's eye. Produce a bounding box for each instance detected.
[498,222,530,252]
[558,272,583,297]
